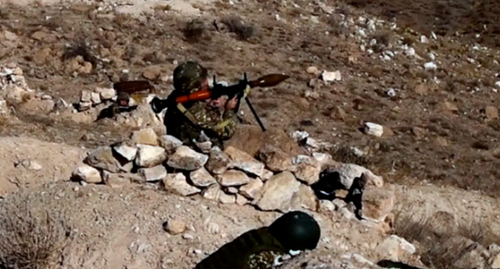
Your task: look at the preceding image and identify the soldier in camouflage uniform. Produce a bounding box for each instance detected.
[195,211,321,269]
[164,61,238,149]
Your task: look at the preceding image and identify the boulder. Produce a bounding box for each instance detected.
[137,165,167,182]
[167,146,208,171]
[163,173,201,196]
[291,184,319,211]
[361,185,395,221]
[255,171,301,212]
[225,146,265,178]
[189,167,217,187]
[205,146,231,175]
[131,128,159,146]
[83,146,122,173]
[135,144,167,168]
[239,178,264,200]
[216,169,251,187]
[71,165,102,183]
[159,134,183,154]
[257,144,296,172]
[224,125,306,158]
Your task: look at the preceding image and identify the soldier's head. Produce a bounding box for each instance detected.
[117,91,130,107]
[268,211,321,252]
[173,61,209,94]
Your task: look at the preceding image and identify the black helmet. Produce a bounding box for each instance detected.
[173,61,208,93]
[268,211,321,251]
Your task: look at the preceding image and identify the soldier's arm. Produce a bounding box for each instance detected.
[212,116,237,140]
[205,109,237,140]
[188,103,237,140]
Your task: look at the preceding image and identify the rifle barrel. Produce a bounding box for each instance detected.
[249,74,290,88]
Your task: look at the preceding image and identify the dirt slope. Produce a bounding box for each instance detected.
[0,0,500,268]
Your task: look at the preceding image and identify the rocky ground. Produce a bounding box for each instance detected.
[1,0,500,268]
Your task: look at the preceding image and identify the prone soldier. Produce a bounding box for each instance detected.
[195,211,321,269]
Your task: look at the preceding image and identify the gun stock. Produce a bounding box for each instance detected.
[113,80,155,94]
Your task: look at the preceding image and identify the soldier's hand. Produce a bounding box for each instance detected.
[226,96,238,110]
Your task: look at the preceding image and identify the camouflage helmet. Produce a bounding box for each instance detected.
[173,61,208,94]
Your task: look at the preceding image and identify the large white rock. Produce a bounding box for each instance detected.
[167,146,208,171]
[216,170,250,187]
[159,134,183,154]
[112,143,137,161]
[80,90,92,102]
[239,178,264,200]
[135,144,167,168]
[363,122,384,137]
[256,171,301,212]
[333,163,384,189]
[138,165,167,182]
[189,167,217,187]
[131,128,159,146]
[225,146,265,177]
[321,70,341,82]
[206,146,230,175]
[72,165,102,183]
[96,87,116,100]
[163,173,201,196]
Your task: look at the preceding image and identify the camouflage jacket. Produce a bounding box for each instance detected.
[164,98,238,148]
[187,100,237,140]
[195,227,288,269]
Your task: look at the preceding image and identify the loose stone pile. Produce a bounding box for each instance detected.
[0,63,61,115]
[77,87,117,112]
[72,126,395,227]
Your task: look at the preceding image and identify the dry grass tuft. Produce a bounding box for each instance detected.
[62,40,98,67]
[329,144,372,167]
[370,31,392,53]
[0,5,10,19]
[0,115,9,126]
[153,4,171,12]
[111,13,132,28]
[182,18,207,43]
[392,207,499,269]
[0,192,71,269]
[326,14,347,36]
[219,15,255,40]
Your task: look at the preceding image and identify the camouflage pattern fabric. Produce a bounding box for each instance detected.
[173,61,208,95]
[164,98,237,149]
[194,227,287,269]
[165,60,238,148]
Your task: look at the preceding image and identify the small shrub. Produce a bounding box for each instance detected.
[346,0,370,8]
[329,144,371,167]
[392,207,500,269]
[370,31,392,53]
[62,40,98,67]
[182,18,206,42]
[153,4,171,12]
[326,14,347,36]
[111,13,131,28]
[0,193,70,269]
[219,15,255,40]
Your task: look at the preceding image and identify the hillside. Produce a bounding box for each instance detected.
[0,0,499,268]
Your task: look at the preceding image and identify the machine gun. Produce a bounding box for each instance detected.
[150,73,289,131]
